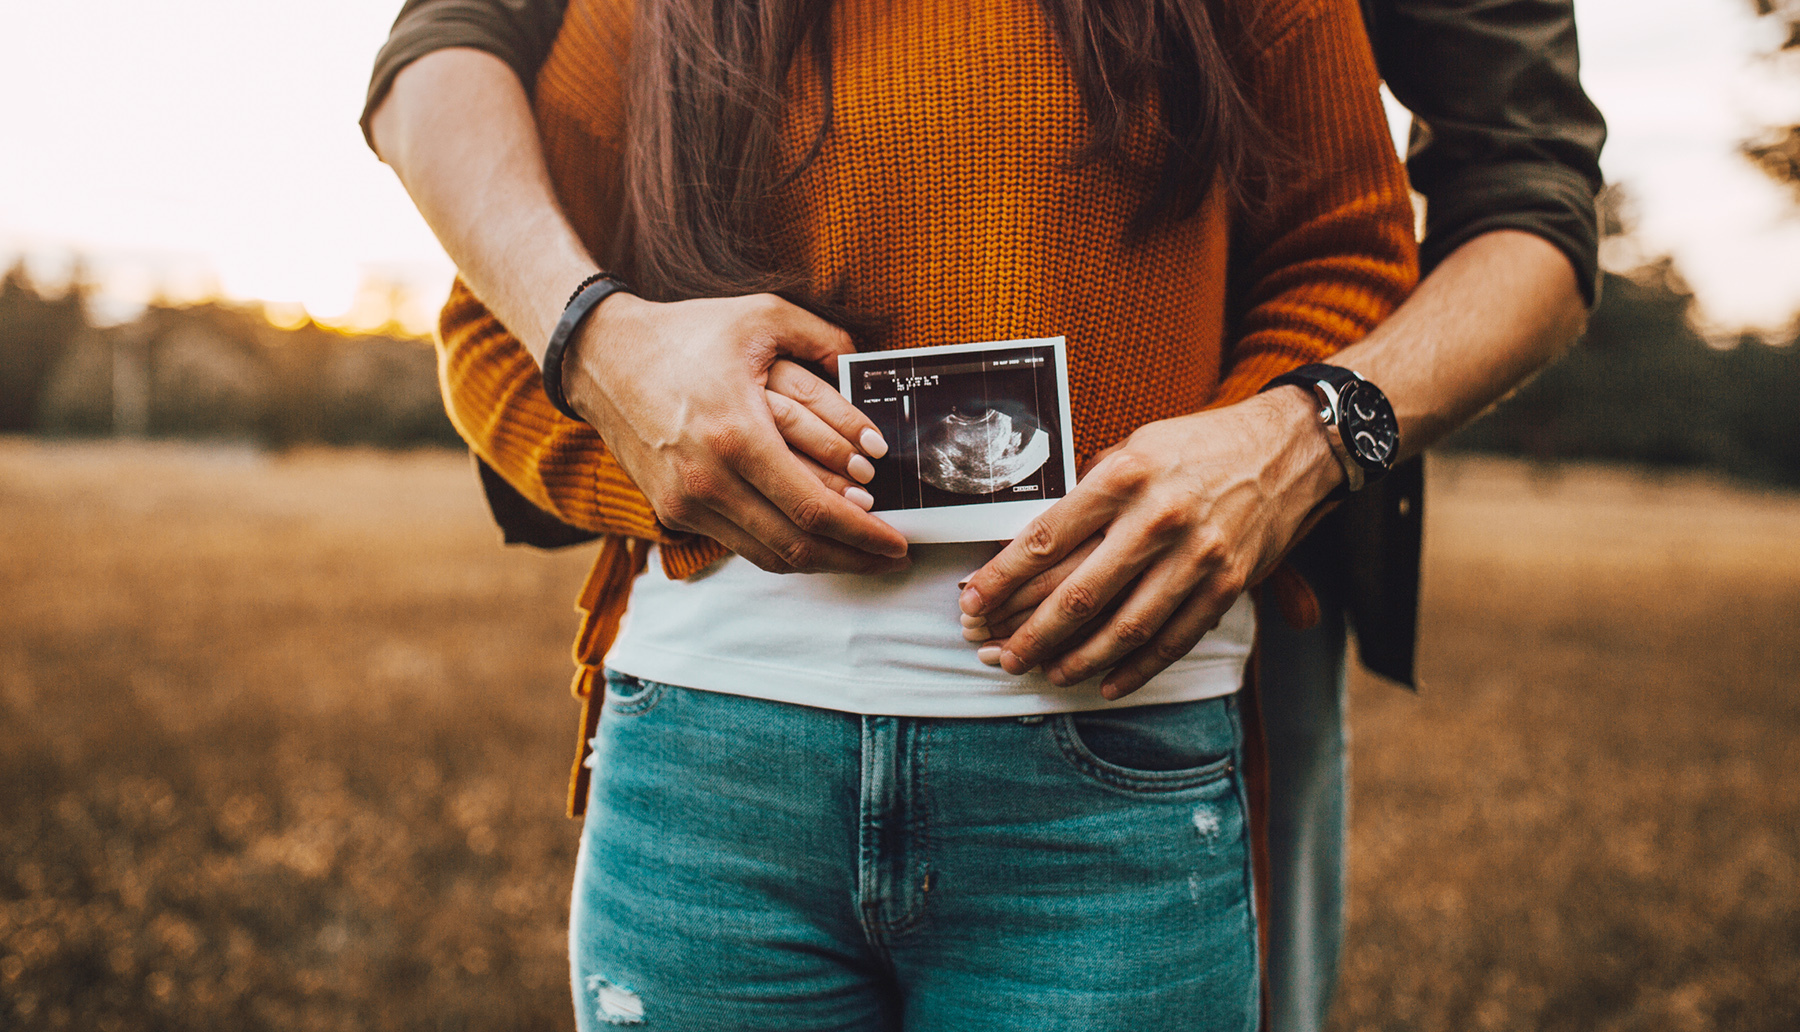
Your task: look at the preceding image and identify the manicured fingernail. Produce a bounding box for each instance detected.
[957,575,973,590]
[959,586,983,616]
[959,612,985,629]
[1000,650,1030,675]
[844,486,874,511]
[860,428,888,459]
[977,644,1004,666]
[962,625,990,642]
[847,454,875,484]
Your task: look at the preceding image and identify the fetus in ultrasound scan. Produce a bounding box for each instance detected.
[918,401,1052,495]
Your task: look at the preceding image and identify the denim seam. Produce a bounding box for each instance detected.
[1225,697,1262,1030]
[854,718,895,957]
[882,718,933,938]
[1049,714,1236,794]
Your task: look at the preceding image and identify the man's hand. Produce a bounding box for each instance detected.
[371,51,905,574]
[563,290,909,575]
[958,390,1339,698]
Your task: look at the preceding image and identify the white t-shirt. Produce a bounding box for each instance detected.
[605,542,1253,717]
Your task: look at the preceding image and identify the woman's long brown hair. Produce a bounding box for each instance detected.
[616,0,1269,305]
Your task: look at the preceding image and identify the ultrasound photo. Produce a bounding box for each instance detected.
[839,338,1075,542]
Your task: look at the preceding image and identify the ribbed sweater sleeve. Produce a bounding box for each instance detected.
[1213,0,1419,408]
[436,279,662,539]
[437,280,731,576]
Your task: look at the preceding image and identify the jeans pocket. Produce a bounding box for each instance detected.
[602,669,669,716]
[1053,697,1237,792]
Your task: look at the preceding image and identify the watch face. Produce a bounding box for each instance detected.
[1339,381,1398,470]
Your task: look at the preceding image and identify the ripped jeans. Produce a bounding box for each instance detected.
[569,672,1259,1032]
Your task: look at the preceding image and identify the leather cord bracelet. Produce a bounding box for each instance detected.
[542,273,631,422]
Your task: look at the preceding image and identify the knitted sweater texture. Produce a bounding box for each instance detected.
[430,0,1417,810]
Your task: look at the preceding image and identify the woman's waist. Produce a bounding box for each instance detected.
[604,544,1256,716]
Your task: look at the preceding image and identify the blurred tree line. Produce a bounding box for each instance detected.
[0,262,459,449]
[2,239,1798,484]
[1445,256,1800,486]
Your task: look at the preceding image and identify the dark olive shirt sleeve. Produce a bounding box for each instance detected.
[360,0,568,148]
[1362,0,1607,306]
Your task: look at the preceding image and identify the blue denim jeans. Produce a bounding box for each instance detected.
[569,672,1260,1031]
[1256,591,1350,1032]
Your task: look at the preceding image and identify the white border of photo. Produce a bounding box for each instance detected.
[838,336,1078,543]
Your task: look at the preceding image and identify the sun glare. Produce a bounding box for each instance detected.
[263,301,311,331]
[0,0,1796,333]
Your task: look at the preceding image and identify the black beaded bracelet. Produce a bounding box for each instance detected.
[542,274,631,422]
[564,271,613,309]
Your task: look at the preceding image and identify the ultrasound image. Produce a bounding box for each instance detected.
[847,343,1067,511]
[919,403,1050,495]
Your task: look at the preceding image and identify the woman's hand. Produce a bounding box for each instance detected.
[957,389,1340,698]
[562,291,909,574]
[763,358,886,514]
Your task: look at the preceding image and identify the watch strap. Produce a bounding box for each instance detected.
[1259,363,1378,501]
[1260,362,1364,397]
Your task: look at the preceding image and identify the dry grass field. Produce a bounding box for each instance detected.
[1,439,1795,1031]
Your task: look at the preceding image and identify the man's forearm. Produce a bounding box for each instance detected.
[1329,229,1588,458]
[368,47,596,363]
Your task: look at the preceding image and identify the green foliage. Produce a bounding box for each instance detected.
[1448,261,1800,487]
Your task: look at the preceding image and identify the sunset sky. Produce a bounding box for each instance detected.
[2,0,1797,334]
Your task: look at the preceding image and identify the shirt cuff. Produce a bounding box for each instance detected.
[360,4,551,151]
[1418,161,1601,309]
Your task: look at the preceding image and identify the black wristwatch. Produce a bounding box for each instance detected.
[1259,364,1398,500]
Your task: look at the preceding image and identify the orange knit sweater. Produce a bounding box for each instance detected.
[433,0,1417,812]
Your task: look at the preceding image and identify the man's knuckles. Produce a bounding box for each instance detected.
[1188,525,1230,566]
[738,292,787,325]
[1212,566,1248,601]
[668,458,724,504]
[701,421,754,466]
[1020,520,1060,561]
[1054,581,1101,620]
[1139,495,1200,541]
[775,367,826,404]
[1109,613,1158,650]
[653,493,702,532]
[1002,626,1051,669]
[784,494,833,535]
[1149,632,1198,666]
[1092,449,1152,497]
[778,540,818,571]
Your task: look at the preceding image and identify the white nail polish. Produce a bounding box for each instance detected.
[977,644,1003,666]
[844,486,875,511]
[847,454,875,484]
[959,612,985,628]
[860,428,889,459]
[962,626,990,642]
